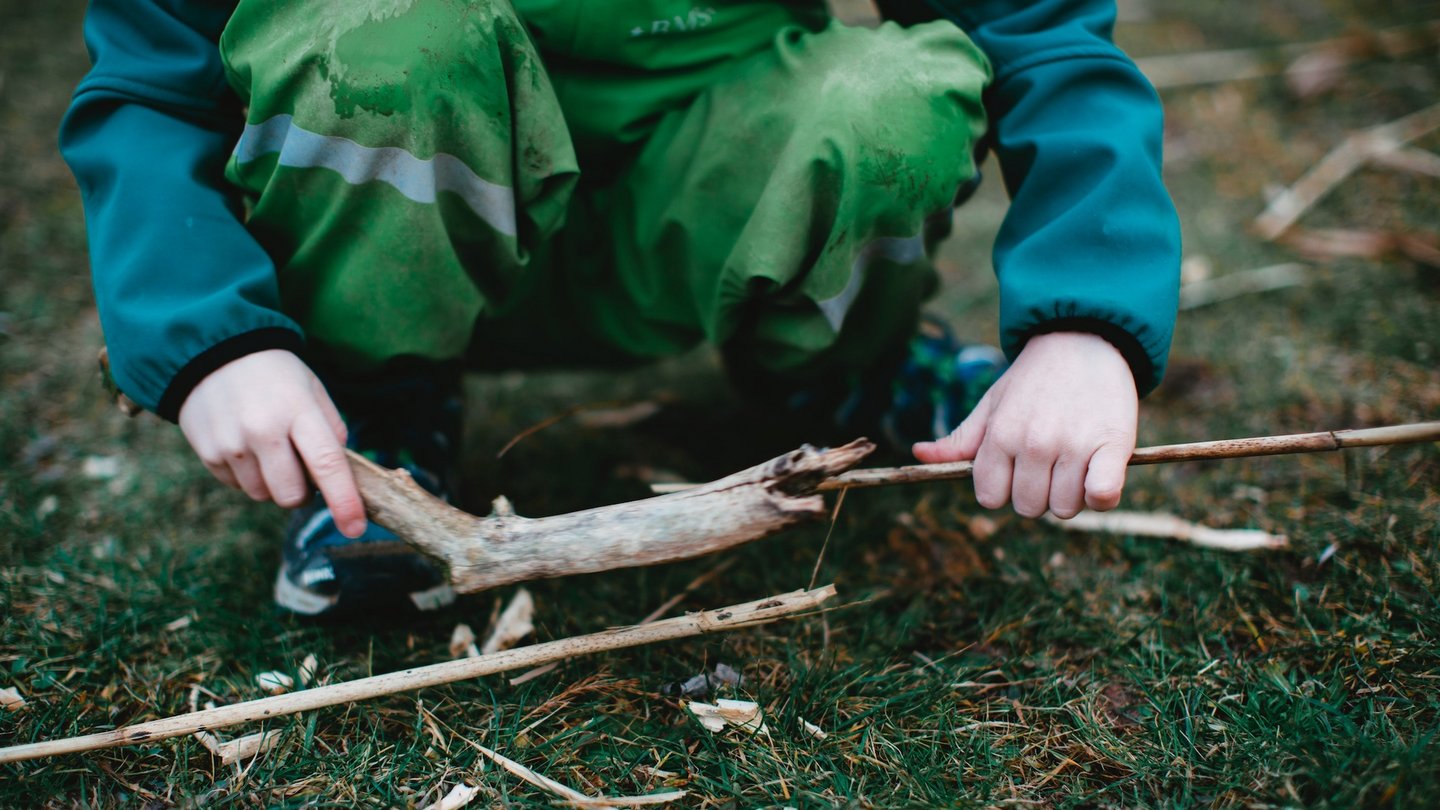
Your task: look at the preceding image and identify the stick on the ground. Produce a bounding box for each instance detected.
[1254,102,1440,240]
[650,422,1440,494]
[0,586,837,765]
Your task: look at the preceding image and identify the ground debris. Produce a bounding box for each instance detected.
[800,718,828,740]
[254,671,294,694]
[660,662,742,699]
[1,687,25,711]
[482,589,535,655]
[449,623,480,659]
[1045,510,1288,551]
[420,783,481,810]
[470,740,686,807]
[194,730,281,766]
[686,699,768,735]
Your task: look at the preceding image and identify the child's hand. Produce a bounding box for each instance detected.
[912,332,1137,518]
[178,349,368,537]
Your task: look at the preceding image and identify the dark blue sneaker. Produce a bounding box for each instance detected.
[730,316,1006,451]
[273,365,462,617]
[869,318,1007,448]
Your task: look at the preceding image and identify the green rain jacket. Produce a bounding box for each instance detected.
[60,0,1181,421]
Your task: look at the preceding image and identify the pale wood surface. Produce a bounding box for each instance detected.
[0,586,837,764]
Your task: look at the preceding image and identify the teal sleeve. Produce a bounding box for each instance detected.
[59,0,302,420]
[884,0,1181,395]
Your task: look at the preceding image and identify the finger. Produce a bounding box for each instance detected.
[1084,442,1132,511]
[913,394,992,463]
[227,451,271,502]
[292,411,367,538]
[202,459,240,490]
[311,378,348,445]
[971,437,1014,511]
[1048,452,1088,519]
[254,439,310,509]
[1010,450,1053,518]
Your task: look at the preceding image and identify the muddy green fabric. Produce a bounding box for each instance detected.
[218,0,991,378]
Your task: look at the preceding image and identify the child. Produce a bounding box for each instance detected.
[61,0,1180,616]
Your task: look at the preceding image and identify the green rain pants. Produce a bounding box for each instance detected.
[219,0,991,382]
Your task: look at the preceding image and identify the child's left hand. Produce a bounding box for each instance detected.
[912,331,1138,518]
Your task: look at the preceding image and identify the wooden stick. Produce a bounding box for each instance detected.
[0,586,837,765]
[1254,102,1440,240]
[812,422,1440,492]
[351,440,873,594]
[650,422,1440,494]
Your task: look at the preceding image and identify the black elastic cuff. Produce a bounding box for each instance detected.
[1018,317,1156,395]
[156,327,305,422]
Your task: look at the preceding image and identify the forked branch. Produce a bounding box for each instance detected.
[349,440,875,594]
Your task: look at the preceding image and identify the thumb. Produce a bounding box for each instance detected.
[1084,441,1131,511]
[912,395,992,463]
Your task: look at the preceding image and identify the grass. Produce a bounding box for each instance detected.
[3,0,1439,806]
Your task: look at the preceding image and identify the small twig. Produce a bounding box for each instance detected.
[495,406,584,459]
[0,587,837,764]
[1179,263,1308,310]
[1043,510,1288,551]
[1254,102,1440,240]
[808,487,848,592]
[1135,20,1440,90]
[470,740,687,807]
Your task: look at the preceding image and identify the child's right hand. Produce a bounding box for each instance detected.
[177,349,368,538]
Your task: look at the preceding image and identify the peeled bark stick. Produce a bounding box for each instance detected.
[350,440,873,594]
[0,586,837,765]
[811,422,1440,492]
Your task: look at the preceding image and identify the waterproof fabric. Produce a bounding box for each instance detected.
[219,0,990,381]
[60,0,1181,421]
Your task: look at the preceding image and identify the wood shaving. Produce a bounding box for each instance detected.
[255,671,294,694]
[686,699,769,735]
[298,654,319,687]
[1044,510,1288,551]
[163,615,193,632]
[194,730,281,765]
[0,687,25,711]
[449,623,480,659]
[481,589,534,655]
[421,783,480,810]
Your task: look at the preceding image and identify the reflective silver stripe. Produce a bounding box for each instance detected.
[817,234,926,332]
[234,114,518,238]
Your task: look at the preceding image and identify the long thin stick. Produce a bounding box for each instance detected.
[649,422,1440,494]
[815,422,1440,492]
[0,586,837,765]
